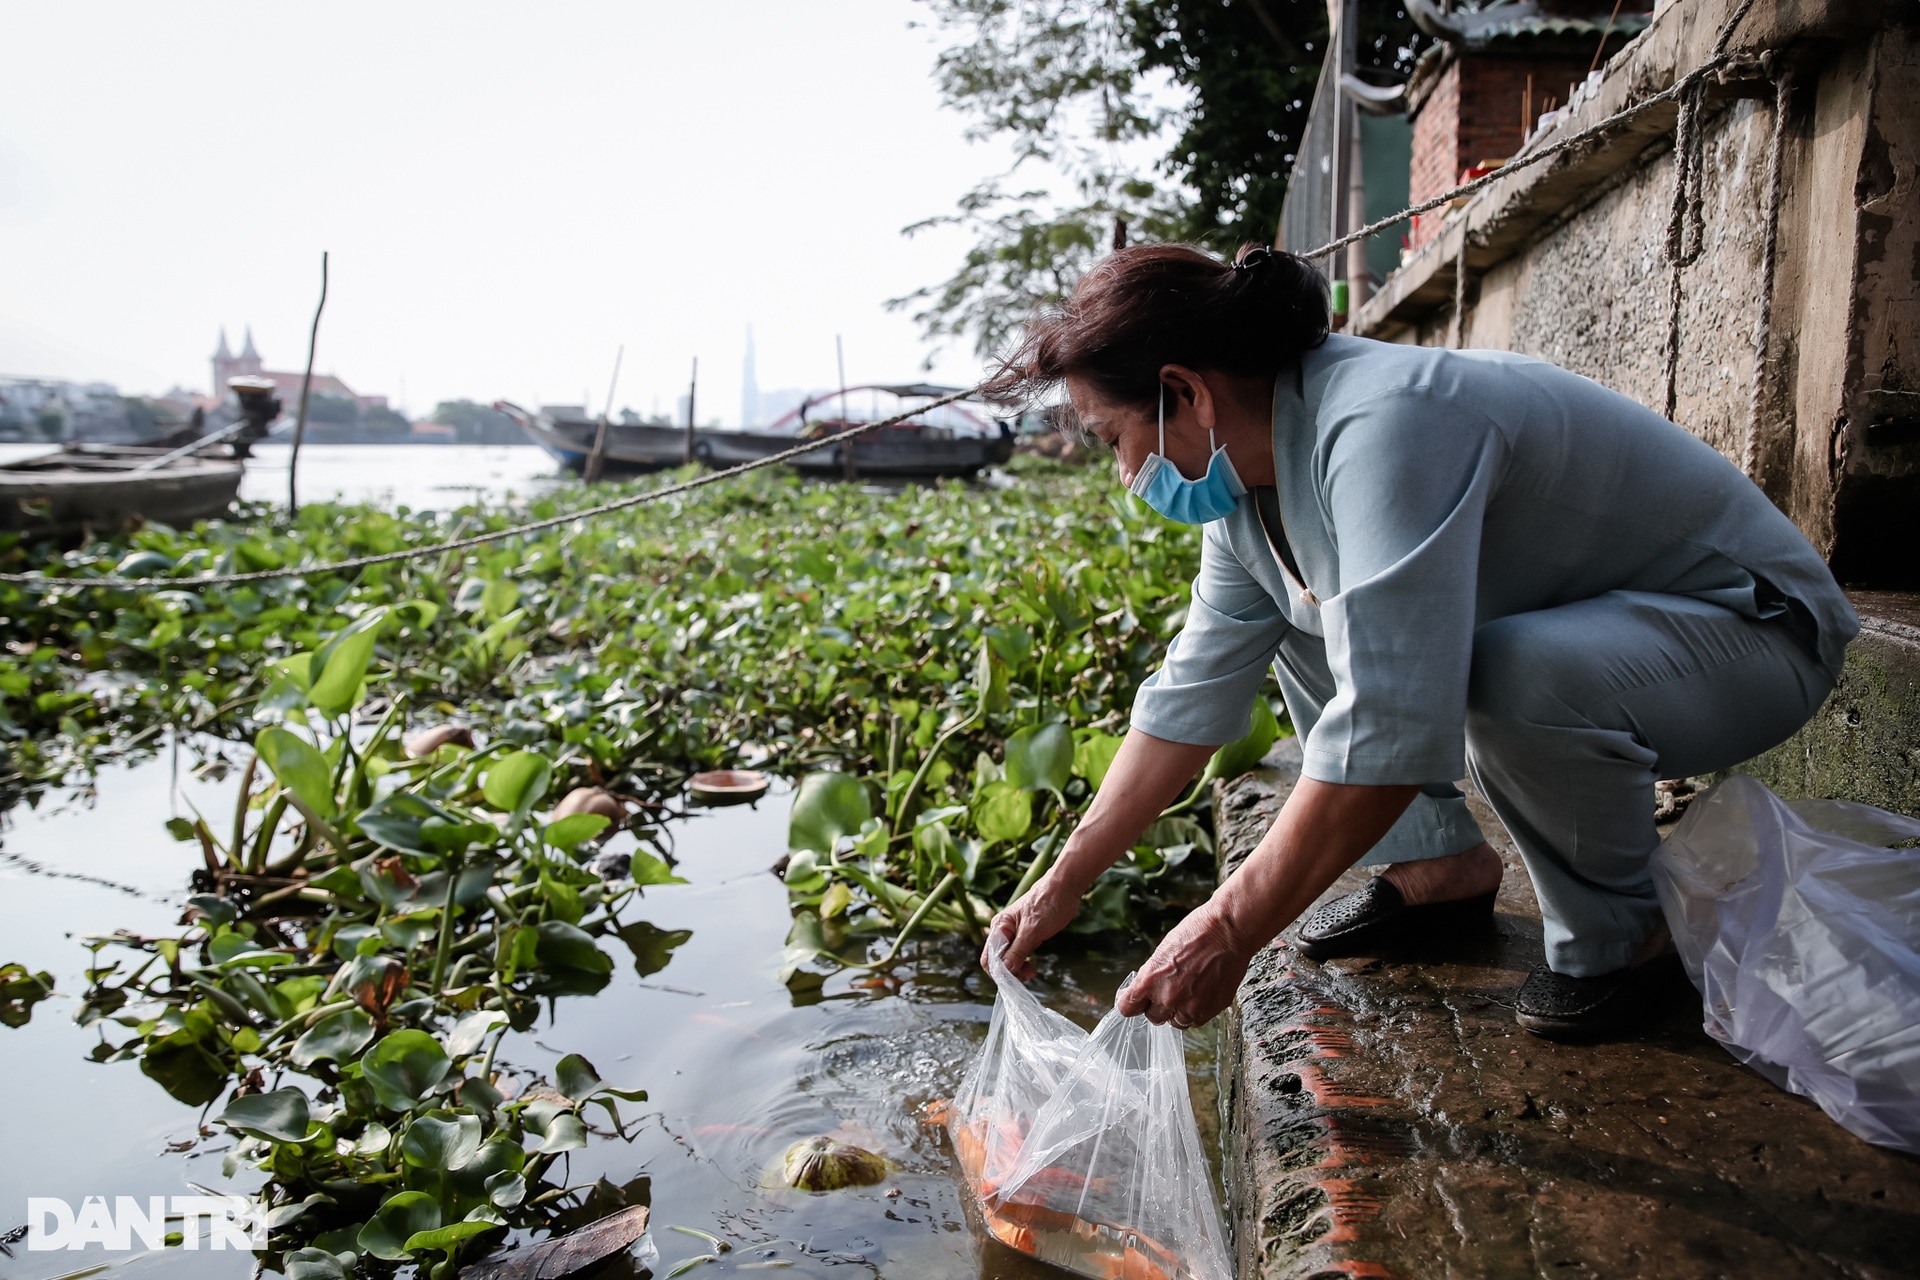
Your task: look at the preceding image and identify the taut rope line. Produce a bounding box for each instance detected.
[4,391,974,590]
[4,12,1768,594]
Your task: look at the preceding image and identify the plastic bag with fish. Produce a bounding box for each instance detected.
[1652,774,1920,1154]
[934,937,1232,1280]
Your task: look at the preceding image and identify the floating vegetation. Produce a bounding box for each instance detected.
[0,459,1282,1272]
[72,614,668,1276]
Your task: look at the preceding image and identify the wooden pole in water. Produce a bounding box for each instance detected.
[584,344,623,483]
[683,357,698,466]
[287,250,329,516]
[837,334,854,481]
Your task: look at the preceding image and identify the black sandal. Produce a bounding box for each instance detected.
[1293,878,1497,961]
[1513,964,1637,1040]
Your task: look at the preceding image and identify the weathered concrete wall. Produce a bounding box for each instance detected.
[1737,590,1920,813]
[1354,0,1916,585]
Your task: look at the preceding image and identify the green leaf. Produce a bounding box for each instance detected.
[256,726,336,820]
[972,780,1033,843]
[361,1030,452,1112]
[404,1216,497,1256]
[484,1171,526,1209]
[614,921,693,977]
[271,651,316,692]
[309,608,388,718]
[355,791,478,856]
[543,812,611,851]
[218,1087,312,1143]
[777,910,831,984]
[1006,723,1073,796]
[480,578,520,621]
[400,1112,483,1171]
[0,963,54,1028]
[628,849,687,886]
[533,921,612,975]
[482,750,551,816]
[445,1009,508,1057]
[536,1112,588,1153]
[290,1007,377,1068]
[1073,730,1126,790]
[555,1053,607,1103]
[974,637,1010,713]
[788,772,872,854]
[1200,696,1281,785]
[358,1191,442,1261]
[284,1248,356,1280]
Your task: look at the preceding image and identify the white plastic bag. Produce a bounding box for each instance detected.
[937,942,1232,1280]
[1652,774,1920,1152]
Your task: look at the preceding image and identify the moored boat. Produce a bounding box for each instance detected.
[695,384,1013,480]
[495,402,688,474]
[0,445,244,540]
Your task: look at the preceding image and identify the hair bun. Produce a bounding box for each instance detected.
[1231,246,1278,273]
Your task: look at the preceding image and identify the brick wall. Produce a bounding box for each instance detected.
[1408,54,1599,250]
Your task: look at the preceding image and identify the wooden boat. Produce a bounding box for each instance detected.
[695,384,1015,480]
[496,402,688,475]
[0,444,244,540]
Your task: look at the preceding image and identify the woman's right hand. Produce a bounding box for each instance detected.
[982,875,1085,982]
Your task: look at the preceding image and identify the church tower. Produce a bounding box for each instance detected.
[212,327,234,396]
[212,326,265,396]
[235,327,264,377]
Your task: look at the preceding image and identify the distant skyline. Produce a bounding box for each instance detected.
[0,2,1033,424]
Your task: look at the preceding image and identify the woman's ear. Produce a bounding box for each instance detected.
[1158,364,1217,432]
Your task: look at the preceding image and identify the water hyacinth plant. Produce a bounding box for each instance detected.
[75,607,670,1275]
[0,459,1289,1269]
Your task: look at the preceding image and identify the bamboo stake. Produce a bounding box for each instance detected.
[287,251,329,516]
[584,344,624,483]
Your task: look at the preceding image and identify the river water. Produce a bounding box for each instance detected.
[0,446,1222,1279]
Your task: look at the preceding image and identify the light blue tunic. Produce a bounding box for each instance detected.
[1129,335,1858,789]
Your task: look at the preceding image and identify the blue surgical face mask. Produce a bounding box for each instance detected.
[1127,387,1246,524]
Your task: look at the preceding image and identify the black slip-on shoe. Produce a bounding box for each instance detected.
[1513,963,1638,1040]
[1293,878,1498,961]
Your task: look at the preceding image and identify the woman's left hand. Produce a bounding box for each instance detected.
[1115,901,1256,1029]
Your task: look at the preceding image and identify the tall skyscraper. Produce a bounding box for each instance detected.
[740,325,760,428]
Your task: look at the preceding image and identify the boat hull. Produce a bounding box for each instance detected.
[513,415,689,474]
[0,448,243,540]
[693,428,1010,479]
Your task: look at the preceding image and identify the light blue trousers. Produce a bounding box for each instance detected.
[1273,590,1834,977]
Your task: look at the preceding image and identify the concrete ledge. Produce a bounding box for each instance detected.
[1214,743,1920,1279]
[1737,591,1920,815]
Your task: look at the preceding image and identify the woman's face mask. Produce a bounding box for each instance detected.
[1127,386,1246,524]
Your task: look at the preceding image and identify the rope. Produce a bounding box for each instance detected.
[1449,229,1471,350]
[3,3,1772,595]
[2,391,974,590]
[1745,63,1793,481]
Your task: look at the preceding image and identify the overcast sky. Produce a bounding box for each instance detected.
[0,2,1039,423]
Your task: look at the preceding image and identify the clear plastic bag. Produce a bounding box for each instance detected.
[1651,774,1920,1153]
[937,942,1233,1280]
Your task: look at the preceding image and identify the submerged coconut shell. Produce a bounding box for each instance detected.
[553,786,626,824]
[780,1137,888,1191]
[404,724,475,757]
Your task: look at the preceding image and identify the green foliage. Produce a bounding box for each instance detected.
[3,457,1270,1264]
[897,0,1429,356]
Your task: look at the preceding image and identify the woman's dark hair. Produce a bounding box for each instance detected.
[979,243,1329,416]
